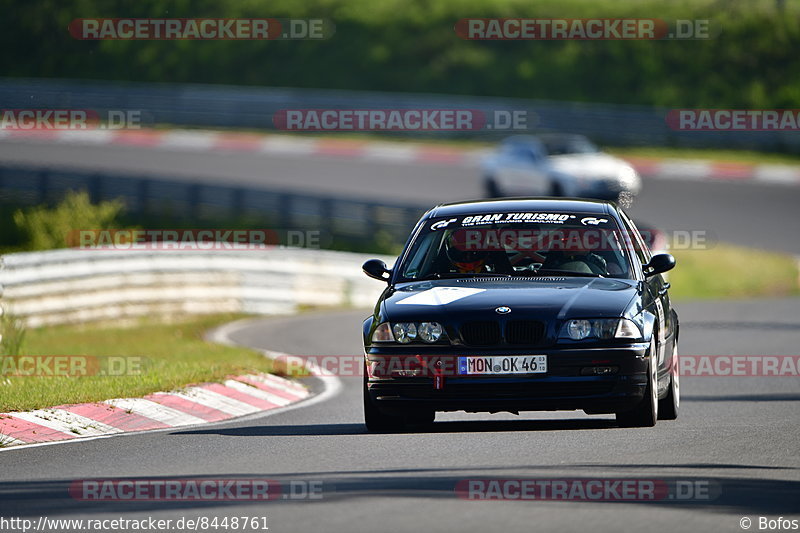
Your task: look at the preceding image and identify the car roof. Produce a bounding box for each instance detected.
[427,197,614,218]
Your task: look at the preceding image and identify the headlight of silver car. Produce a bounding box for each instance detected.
[617,166,641,193]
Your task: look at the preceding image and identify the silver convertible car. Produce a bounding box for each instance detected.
[482,134,642,201]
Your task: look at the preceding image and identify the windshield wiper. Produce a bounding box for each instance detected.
[414,272,513,280]
[533,269,605,278]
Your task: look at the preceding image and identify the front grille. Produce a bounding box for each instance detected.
[460,321,501,346]
[506,320,545,345]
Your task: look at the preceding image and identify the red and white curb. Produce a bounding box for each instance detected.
[0,373,310,449]
[0,128,473,166]
[1,127,798,185]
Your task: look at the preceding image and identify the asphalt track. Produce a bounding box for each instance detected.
[0,300,799,532]
[0,138,799,253]
[0,139,798,532]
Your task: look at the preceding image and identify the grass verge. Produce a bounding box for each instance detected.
[0,314,279,413]
[669,244,799,300]
[1,244,796,413]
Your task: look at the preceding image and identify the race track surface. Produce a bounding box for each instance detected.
[1,139,799,253]
[0,139,798,532]
[1,300,798,533]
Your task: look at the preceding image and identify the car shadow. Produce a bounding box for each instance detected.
[175,417,619,438]
[2,469,798,518]
[683,394,800,402]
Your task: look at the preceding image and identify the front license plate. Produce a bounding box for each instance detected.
[457,355,547,375]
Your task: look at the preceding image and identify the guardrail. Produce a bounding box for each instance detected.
[0,247,391,327]
[2,77,798,152]
[0,164,427,246]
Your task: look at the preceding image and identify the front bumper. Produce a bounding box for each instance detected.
[366,344,650,415]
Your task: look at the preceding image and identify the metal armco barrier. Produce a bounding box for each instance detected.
[2,78,798,151]
[0,247,392,327]
[0,164,427,246]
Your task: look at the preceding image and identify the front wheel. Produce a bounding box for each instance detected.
[658,342,679,420]
[616,338,658,428]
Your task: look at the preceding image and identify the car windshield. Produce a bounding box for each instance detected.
[399,213,633,281]
[540,136,599,155]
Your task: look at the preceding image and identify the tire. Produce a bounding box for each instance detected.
[484,178,502,198]
[363,371,406,432]
[406,410,435,427]
[616,337,658,428]
[658,342,679,420]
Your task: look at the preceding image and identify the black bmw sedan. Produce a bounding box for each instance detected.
[361,198,678,431]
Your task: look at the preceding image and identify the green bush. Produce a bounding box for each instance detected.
[12,191,124,251]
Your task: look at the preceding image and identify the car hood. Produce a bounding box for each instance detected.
[383,277,639,322]
[548,153,631,180]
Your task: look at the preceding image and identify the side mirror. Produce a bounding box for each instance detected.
[362,259,392,282]
[643,253,676,277]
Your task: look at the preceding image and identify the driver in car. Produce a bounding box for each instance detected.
[446,244,491,273]
[443,231,513,274]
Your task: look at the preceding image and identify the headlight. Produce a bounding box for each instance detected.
[561,318,641,340]
[618,166,641,193]
[566,319,592,340]
[392,322,417,344]
[593,319,618,339]
[418,322,443,343]
[371,321,447,344]
[371,322,394,342]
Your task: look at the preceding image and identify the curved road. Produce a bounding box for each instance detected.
[0,138,799,253]
[1,299,799,532]
[0,139,798,532]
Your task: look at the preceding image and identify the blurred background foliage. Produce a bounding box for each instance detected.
[12,191,124,251]
[2,0,797,108]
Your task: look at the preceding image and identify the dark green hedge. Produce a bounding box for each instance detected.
[3,0,798,107]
